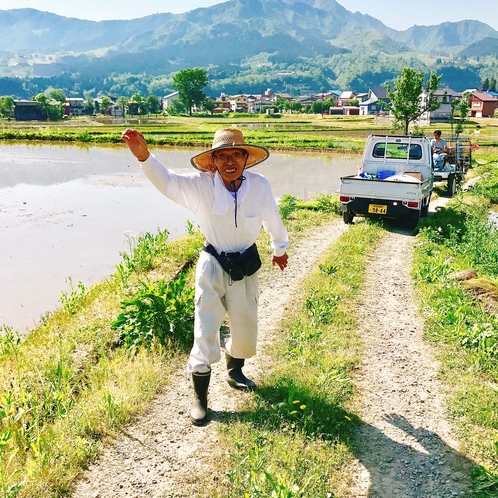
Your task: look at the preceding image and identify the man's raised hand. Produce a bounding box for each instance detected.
[122,128,150,162]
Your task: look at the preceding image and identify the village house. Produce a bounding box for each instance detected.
[161,91,179,111]
[339,90,358,106]
[108,105,124,117]
[313,91,340,107]
[64,98,85,117]
[342,105,360,116]
[470,91,498,117]
[420,87,461,122]
[276,92,293,101]
[359,87,389,116]
[13,100,44,121]
[212,93,231,113]
[293,95,316,106]
[329,106,344,115]
[356,92,369,103]
[248,88,286,113]
[248,96,273,114]
[229,94,249,112]
[11,55,30,68]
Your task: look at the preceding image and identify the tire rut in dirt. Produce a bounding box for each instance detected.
[349,229,473,498]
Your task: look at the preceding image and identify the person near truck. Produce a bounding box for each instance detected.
[430,130,449,169]
[122,127,289,426]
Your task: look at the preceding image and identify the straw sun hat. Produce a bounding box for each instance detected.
[190,128,269,172]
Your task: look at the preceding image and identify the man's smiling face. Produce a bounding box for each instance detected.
[212,148,248,188]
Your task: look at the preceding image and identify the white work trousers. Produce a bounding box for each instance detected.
[187,250,259,374]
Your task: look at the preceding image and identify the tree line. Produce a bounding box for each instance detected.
[0,67,475,130]
[482,77,497,92]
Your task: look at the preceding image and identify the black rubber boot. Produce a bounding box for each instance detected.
[226,353,256,391]
[191,370,211,426]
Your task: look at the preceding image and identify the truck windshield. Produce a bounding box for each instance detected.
[373,143,422,160]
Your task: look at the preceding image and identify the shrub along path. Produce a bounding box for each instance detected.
[71,219,350,497]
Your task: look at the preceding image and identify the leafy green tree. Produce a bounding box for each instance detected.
[33,93,64,120]
[201,97,216,114]
[172,68,208,116]
[490,77,497,92]
[290,101,302,113]
[383,67,441,135]
[145,95,161,114]
[275,95,288,112]
[49,89,65,103]
[281,100,291,113]
[84,97,95,115]
[166,99,187,116]
[311,100,324,114]
[0,96,14,118]
[100,96,112,115]
[323,97,335,109]
[482,78,490,91]
[116,96,128,115]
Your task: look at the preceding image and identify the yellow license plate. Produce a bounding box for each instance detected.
[368,204,387,214]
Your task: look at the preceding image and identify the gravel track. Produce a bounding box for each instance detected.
[72,211,474,498]
[348,228,474,498]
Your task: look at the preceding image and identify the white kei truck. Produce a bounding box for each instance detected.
[339,135,434,228]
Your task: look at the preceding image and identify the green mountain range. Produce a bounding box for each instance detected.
[1,0,497,98]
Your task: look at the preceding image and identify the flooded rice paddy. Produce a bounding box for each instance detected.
[0,142,360,332]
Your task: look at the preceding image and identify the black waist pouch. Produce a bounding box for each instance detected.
[203,243,261,281]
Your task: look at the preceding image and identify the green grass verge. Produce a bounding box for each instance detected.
[413,159,498,497]
[0,227,204,497]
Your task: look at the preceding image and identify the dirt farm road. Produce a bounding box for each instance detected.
[72,207,474,497]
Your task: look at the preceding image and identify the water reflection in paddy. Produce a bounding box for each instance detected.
[0,142,360,332]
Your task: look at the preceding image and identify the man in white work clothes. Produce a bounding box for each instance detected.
[122,128,289,425]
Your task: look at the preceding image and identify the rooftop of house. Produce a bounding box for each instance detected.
[472,91,498,101]
[14,100,38,106]
[369,87,388,99]
[434,87,461,97]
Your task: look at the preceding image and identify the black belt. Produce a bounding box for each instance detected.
[203,243,261,281]
[203,243,245,260]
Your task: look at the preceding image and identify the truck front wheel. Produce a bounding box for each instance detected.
[343,211,354,224]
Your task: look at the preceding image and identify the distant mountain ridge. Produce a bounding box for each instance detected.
[0,0,497,97]
[388,20,498,54]
[0,8,177,51]
[1,1,496,56]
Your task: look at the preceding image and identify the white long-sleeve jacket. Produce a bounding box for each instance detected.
[140,153,289,256]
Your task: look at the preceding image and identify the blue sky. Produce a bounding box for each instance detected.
[1,0,497,30]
